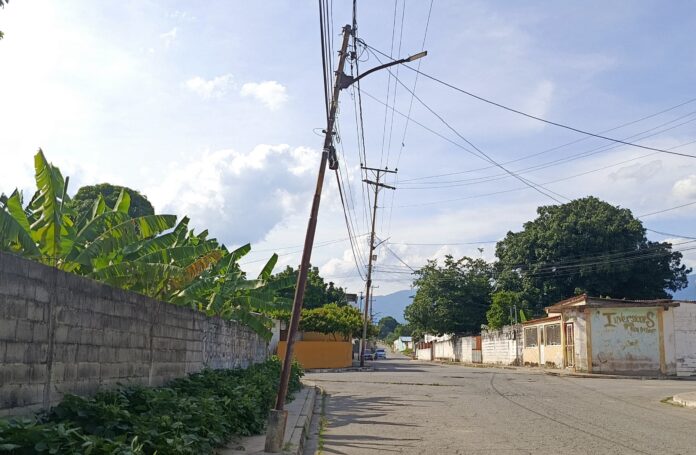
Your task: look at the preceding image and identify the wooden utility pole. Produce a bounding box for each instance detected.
[265,24,353,453]
[359,166,396,367]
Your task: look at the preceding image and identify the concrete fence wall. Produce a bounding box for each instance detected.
[481,325,522,366]
[433,339,456,361]
[0,252,268,417]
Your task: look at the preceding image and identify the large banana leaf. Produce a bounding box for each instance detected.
[75,214,177,265]
[91,261,184,296]
[113,189,130,214]
[123,216,189,258]
[29,150,75,264]
[258,253,278,280]
[0,192,41,257]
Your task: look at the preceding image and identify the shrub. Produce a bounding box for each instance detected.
[0,357,303,455]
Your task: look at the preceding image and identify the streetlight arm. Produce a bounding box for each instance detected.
[337,50,427,90]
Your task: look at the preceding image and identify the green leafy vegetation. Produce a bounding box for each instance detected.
[68,183,155,226]
[405,256,493,337]
[0,150,290,338]
[269,265,347,310]
[495,196,690,312]
[0,358,302,454]
[273,303,364,340]
[384,323,412,346]
[485,291,529,329]
[377,316,399,339]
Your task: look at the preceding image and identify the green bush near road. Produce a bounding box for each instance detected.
[0,357,303,454]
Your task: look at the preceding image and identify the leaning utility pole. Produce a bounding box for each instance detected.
[265,24,353,453]
[359,166,396,367]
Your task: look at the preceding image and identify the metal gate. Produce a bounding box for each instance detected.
[564,323,575,367]
[472,335,482,363]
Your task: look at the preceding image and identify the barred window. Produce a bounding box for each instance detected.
[545,324,561,346]
[524,327,538,347]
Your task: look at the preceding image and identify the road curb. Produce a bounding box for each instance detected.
[305,366,374,373]
[283,384,318,455]
[672,392,696,408]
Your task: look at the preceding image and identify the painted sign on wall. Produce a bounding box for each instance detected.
[591,307,660,373]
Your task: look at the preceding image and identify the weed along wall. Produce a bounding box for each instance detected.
[0,252,268,417]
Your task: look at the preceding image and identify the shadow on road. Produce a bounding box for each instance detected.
[321,392,423,454]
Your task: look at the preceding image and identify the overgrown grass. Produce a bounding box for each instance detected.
[0,357,303,454]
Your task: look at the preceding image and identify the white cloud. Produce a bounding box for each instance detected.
[160,27,178,48]
[240,81,288,110]
[524,80,555,118]
[672,175,696,200]
[146,144,319,245]
[185,74,235,99]
[610,160,662,181]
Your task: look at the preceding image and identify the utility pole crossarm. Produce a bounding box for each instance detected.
[362,179,396,190]
[361,166,398,173]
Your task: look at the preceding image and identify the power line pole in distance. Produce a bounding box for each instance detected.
[359,166,395,367]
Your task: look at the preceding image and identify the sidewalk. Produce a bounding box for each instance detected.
[673,391,696,408]
[219,385,317,455]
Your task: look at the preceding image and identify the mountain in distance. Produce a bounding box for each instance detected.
[673,274,696,300]
[371,289,414,323]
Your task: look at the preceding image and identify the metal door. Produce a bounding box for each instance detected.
[564,323,575,367]
[539,326,545,365]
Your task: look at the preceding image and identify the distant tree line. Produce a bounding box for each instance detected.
[404,196,691,339]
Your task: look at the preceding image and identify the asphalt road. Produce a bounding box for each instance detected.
[304,354,696,455]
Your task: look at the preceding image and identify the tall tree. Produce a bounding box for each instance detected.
[485,291,529,329]
[377,316,400,339]
[268,265,346,310]
[68,183,155,227]
[495,196,690,312]
[405,255,493,337]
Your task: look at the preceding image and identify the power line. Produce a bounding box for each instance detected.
[335,169,367,280]
[638,200,696,218]
[361,41,696,160]
[366,48,565,204]
[395,138,696,208]
[398,113,696,189]
[386,0,435,241]
[645,228,696,240]
[380,240,416,272]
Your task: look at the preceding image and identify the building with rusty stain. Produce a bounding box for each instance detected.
[522,295,696,376]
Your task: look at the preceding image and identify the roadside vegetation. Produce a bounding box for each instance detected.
[0,150,293,338]
[0,358,302,454]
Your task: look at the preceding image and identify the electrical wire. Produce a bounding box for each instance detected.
[395,138,696,208]
[361,41,696,160]
[398,113,696,189]
[385,0,434,240]
[367,48,566,204]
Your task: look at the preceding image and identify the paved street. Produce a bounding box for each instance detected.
[305,355,696,454]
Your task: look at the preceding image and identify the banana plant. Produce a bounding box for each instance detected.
[1,150,290,337]
[172,245,293,339]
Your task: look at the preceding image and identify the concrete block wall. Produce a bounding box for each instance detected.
[673,303,696,376]
[0,252,267,417]
[481,325,522,365]
[433,339,456,361]
[457,336,477,363]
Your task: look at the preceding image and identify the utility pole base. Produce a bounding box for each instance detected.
[264,409,288,453]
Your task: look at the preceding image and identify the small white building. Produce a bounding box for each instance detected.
[393,336,413,352]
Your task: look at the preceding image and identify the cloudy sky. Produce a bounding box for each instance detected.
[1,1,696,299]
